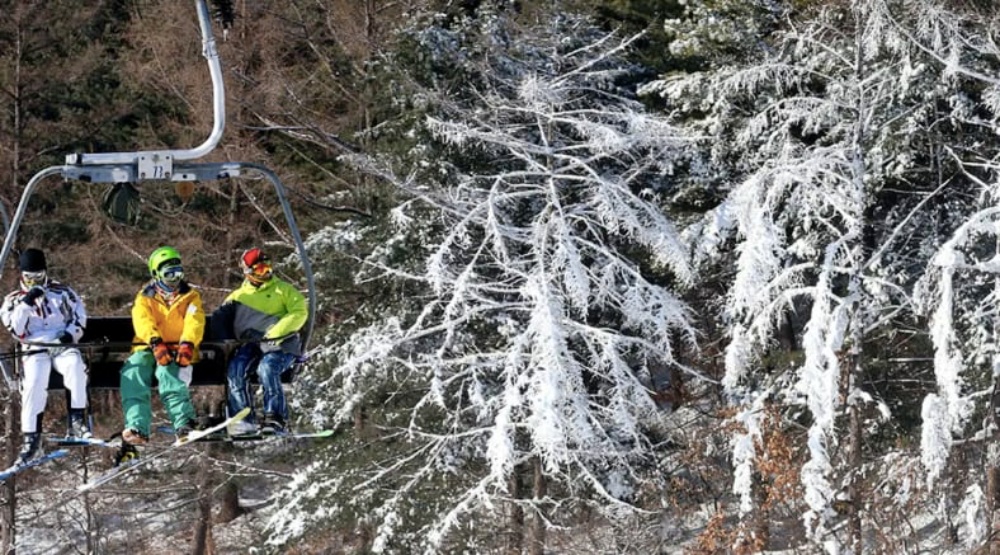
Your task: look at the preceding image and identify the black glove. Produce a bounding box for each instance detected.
[239,329,265,341]
[22,287,44,305]
[58,332,73,344]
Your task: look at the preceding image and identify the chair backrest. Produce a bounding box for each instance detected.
[29,316,295,389]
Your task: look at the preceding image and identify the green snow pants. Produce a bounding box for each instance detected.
[120,350,197,436]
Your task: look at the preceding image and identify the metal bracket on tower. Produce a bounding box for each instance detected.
[137,153,175,181]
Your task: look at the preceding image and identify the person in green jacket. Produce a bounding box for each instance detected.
[211,248,307,435]
[120,246,203,449]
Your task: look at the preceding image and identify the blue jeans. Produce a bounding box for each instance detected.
[226,344,296,422]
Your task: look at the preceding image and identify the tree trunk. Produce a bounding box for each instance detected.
[3,18,25,554]
[842,293,865,554]
[506,463,524,555]
[845,9,868,551]
[215,476,244,524]
[8,9,22,210]
[2,388,19,555]
[529,456,546,555]
[847,383,863,555]
[354,405,365,432]
[988,257,1000,552]
[987,443,1000,553]
[191,456,215,555]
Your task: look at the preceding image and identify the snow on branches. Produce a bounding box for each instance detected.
[645,0,989,547]
[275,16,702,552]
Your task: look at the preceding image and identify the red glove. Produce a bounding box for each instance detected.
[151,338,173,366]
[176,342,195,367]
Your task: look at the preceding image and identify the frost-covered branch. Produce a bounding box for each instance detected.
[277,17,698,551]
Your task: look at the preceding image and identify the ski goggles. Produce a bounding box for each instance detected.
[244,262,272,283]
[240,248,272,282]
[21,270,46,287]
[157,265,184,284]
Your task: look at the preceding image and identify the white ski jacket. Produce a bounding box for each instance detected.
[0,281,87,344]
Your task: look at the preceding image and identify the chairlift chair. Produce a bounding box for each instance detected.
[0,0,317,392]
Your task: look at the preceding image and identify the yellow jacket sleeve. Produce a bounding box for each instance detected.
[131,292,159,345]
[180,291,206,346]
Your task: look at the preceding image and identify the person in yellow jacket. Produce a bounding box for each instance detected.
[211,248,307,435]
[120,246,204,449]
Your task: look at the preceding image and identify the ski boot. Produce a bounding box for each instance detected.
[68,409,92,438]
[122,428,148,445]
[261,413,286,434]
[16,432,42,465]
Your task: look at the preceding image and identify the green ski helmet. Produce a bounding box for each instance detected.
[148,246,182,278]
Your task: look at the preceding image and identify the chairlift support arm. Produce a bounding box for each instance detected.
[65,0,225,171]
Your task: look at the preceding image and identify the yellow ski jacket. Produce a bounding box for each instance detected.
[130,281,206,361]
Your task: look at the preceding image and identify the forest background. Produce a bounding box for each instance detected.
[3,0,1000,554]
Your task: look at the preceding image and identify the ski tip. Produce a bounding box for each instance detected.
[0,450,72,481]
[80,458,141,491]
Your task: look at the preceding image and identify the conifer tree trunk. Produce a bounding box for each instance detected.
[2,28,26,555]
[216,479,243,524]
[845,12,868,551]
[507,463,524,555]
[215,443,244,524]
[847,350,863,555]
[529,456,546,555]
[2,390,18,555]
[988,443,1000,553]
[9,23,21,209]
[990,275,1000,551]
[191,457,215,555]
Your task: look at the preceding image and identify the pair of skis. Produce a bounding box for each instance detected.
[80,410,336,491]
[0,409,252,486]
[0,408,335,487]
[78,407,252,492]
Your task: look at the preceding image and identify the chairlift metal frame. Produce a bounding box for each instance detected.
[0,0,317,389]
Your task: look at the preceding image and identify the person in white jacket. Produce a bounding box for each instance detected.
[0,248,89,464]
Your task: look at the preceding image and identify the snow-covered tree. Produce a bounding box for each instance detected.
[905,2,1000,548]
[644,0,989,551]
[269,7,702,553]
